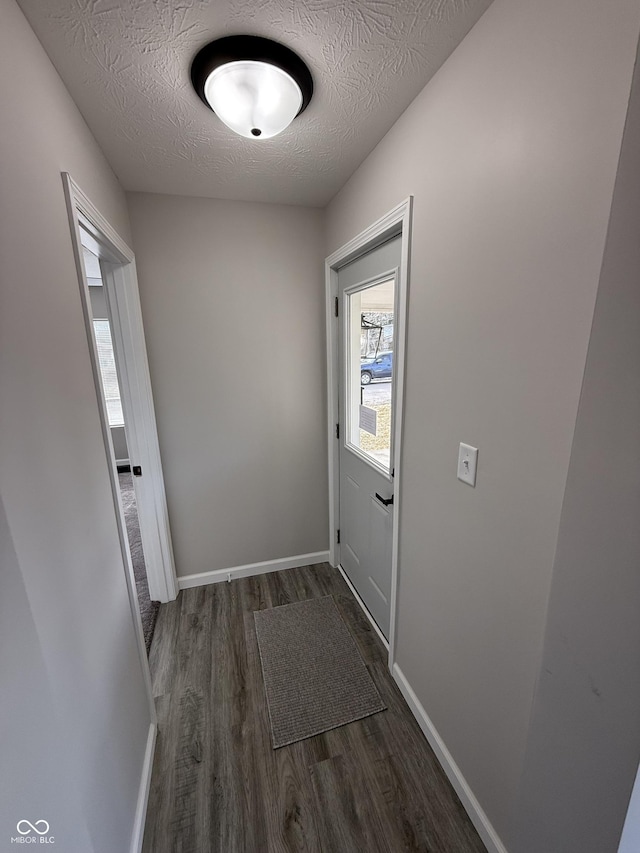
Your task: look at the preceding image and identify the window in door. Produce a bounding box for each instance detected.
[93,319,124,427]
[345,276,395,473]
[83,245,125,429]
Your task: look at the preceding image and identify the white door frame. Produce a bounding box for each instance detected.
[62,172,178,608]
[325,197,413,669]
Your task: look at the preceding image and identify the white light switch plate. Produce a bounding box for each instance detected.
[457,443,478,487]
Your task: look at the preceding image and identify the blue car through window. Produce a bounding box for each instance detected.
[360,351,393,385]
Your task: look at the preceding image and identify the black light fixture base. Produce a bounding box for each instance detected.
[191,35,314,117]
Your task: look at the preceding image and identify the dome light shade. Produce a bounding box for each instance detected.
[191,36,313,140]
[204,61,302,139]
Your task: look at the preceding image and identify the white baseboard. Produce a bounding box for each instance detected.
[336,563,389,651]
[130,722,157,853]
[177,551,331,590]
[392,663,508,853]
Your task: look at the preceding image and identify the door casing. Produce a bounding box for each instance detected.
[63,173,179,608]
[325,197,413,670]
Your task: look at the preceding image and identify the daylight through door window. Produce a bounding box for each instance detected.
[93,320,124,427]
[346,277,395,473]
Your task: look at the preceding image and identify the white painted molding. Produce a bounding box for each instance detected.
[325,260,339,572]
[618,762,640,852]
[62,172,158,724]
[66,175,134,263]
[325,198,413,269]
[62,172,178,605]
[337,564,389,651]
[392,663,509,853]
[177,551,331,590]
[130,723,157,853]
[325,196,413,671]
[105,260,178,603]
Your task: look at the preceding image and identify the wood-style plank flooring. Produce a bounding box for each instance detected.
[142,563,487,853]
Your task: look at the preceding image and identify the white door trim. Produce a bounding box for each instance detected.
[62,173,178,605]
[62,172,160,733]
[102,260,178,603]
[130,722,157,853]
[325,197,413,670]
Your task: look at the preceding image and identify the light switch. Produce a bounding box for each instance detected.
[457,443,478,487]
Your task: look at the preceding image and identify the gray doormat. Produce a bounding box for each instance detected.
[254,595,385,749]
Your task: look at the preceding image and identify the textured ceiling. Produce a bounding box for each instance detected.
[18,0,492,206]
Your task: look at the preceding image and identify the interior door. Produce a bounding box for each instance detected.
[338,235,401,639]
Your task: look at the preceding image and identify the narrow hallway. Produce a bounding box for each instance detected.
[143,563,486,852]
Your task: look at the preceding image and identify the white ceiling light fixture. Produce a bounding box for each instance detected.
[191,36,314,140]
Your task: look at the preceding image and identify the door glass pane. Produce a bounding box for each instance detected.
[93,320,125,427]
[346,278,395,472]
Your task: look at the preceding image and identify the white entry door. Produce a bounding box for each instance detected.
[338,235,401,639]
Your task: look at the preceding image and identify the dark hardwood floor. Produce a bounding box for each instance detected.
[142,563,487,853]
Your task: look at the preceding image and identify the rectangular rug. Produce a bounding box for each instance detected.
[254,595,385,749]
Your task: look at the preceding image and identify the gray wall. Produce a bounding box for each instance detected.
[0,496,94,851]
[127,193,328,577]
[0,1,150,850]
[325,0,640,846]
[514,36,640,853]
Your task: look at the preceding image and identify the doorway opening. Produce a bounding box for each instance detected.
[82,241,159,653]
[325,198,412,667]
[63,172,178,677]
